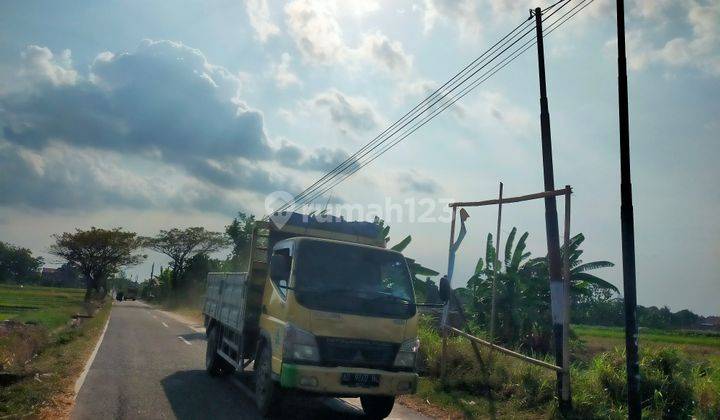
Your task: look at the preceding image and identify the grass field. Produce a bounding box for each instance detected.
[401,317,720,419]
[0,284,86,331]
[0,284,110,418]
[575,324,720,347]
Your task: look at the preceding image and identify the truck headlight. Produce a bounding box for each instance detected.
[283,324,320,363]
[393,337,420,368]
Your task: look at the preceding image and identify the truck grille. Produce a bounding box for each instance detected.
[316,337,399,369]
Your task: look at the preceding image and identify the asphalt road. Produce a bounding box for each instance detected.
[72,301,430,420]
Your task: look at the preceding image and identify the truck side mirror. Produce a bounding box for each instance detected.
[270,254,290,282]
[438,275,451,303]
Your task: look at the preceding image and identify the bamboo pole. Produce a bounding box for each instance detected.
[449,188,569,208]
[489,182,503,348]
[561,185,572,403]
[441,206,458,384]
[448,327,562,372]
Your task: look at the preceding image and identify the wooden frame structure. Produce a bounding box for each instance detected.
[440,184,573,404]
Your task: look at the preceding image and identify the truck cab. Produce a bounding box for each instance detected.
[203,214,419,418]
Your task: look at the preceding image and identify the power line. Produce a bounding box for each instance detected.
[275,0,597,215]
[272,17,539,216]
[284,0,585,213]
[272,19,538,216]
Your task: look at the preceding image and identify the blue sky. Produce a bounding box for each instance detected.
[0,0,718,315]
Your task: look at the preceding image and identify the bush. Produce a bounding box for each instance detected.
[417,318,719,418]
[572,347,706,419]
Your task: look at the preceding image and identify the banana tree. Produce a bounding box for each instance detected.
[374,217,440,302]
[466,227,615,351]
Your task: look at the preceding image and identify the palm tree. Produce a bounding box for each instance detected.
[466,227,616,351]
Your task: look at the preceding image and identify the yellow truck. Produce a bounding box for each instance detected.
[203,213,419,418]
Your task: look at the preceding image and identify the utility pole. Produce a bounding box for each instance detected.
[616,0,641,418]
[533,7,569,411]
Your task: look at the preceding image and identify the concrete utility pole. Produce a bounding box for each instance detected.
[615,0,641,418]
[533,7,569,410]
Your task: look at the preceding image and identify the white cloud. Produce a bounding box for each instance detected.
[20,45,78,86]
[1,41,353,214]
[310,89,383,135]
[357,32,413,74]
[611,1,720,76]
[285,0,346,64]
[246,0,280,42]
[422,0,484,39]
[284,0,412,75]
[271,52,301,88]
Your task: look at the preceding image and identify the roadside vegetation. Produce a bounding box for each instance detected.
[0,285,111,418]
[406,315,720,419]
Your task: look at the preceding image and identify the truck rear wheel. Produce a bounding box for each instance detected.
[360,395,395,419]
[205,327,232,376]
[255,343,280,416]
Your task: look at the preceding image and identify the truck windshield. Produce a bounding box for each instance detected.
[294,240,416,319]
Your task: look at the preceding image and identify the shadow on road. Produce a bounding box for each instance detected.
[161,370,368,419]
[161,370,263,419]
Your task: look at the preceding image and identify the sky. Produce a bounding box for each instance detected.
[0,0,718,315]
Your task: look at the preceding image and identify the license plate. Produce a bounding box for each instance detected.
[341,372,380,388]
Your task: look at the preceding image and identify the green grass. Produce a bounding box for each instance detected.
[575,324,720,348]
[0,300,111,418]
[410,317,720,419]
[0,284,86,331]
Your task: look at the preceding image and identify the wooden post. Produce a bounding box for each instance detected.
[441,206,458,384]
[489,182,503,346]
[561,185,572,404]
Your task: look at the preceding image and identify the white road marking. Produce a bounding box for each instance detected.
[161,321,169,328]
[74,311,111,395]
[178,336,192,346]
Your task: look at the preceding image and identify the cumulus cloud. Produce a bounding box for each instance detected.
[284,0,412,75]
[357,32,413,74]
[20,45,78,86]
[0,141,240,214]
[285,0,346,64]
[396,170,441,194]
[422,0,484,39]
[311,89,383,135]
[271,52,301,88]
[0,41,348,213]
[612,0,720,76]
[246,0,280,42]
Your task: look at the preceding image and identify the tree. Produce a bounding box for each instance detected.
[50,228,145,301]
[0,241,44,284]
[467,227,616,351]
[143,227,232,291]
[225,213,256,271]
[374,217,440,303]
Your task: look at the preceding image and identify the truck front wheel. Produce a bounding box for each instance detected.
[205,327,232,376]
[255,344,280,416]
[360,395,395,419]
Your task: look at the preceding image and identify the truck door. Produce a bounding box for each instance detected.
[261,245,292,374]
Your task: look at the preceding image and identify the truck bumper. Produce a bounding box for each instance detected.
[280,363,417,396]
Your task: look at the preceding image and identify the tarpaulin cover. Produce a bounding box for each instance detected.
[273,212,381,240]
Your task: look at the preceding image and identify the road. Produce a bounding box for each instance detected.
[72,301,431,420]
